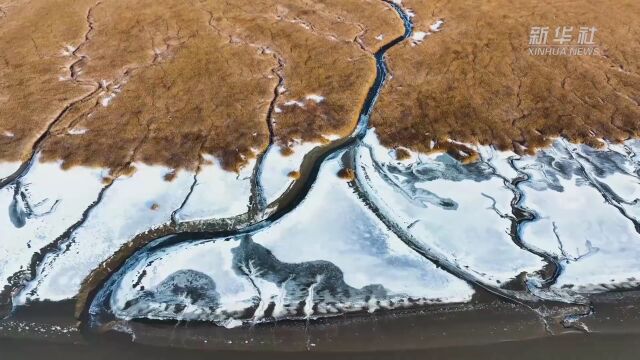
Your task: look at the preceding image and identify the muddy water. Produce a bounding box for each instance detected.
[3,293,640,358]
[1,334,639,360]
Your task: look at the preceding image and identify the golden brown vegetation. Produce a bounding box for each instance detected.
[337,167,355,180]
[373,0,640,161]
[394,147,411,161]
[0,0,404,173]
[3,0,638,172]
[287,170,301,179]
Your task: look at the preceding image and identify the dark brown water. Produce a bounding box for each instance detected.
[2,333,639,360]
[3,292,640,359]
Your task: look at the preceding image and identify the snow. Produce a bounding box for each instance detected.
[0,161,20,180]
[174,156,254,222]
[252,150,473,304]
[305,94,325,103]
[430,20,445,32]
[67,127,88,135]
[283,100,304,107]
[93,151,472,326]
[475,145,520,179]
[107,240,258,323]
[410,31,428,44]
[571,141,640,221]
[0,155,106,296]
[15,164,194,304]
[355,130,546,288]
[514,140,640,292]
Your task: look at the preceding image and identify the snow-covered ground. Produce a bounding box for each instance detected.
[15,164,194,304]
[355,131,546,288]
[4,131,640,324]
[105,239,258,328]
[514,140,640,292]
[0,155,107,296]
[93,151,473,326]
[173,156,254,222]
[0,161,20,180]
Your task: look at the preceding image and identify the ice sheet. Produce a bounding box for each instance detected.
[92,152,472,327]
[174,156,254,222]
[15,164,194,303]
[0,156,106,294]
[356,130,546,288]
[514,140,640,292]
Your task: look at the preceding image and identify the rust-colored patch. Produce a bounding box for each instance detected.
[287,170,300,179]
[163,170,178,182]
[394,147,411,161]
[280,147,295,157]
[337,168,355,181]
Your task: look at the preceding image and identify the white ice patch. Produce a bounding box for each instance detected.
[97,152,472,326]
[67,127,88,135]
[571,140,640,222]
[15,164,194,304]
[283,100,304,107]
[356,130,546,287]
[253,151,473,306]
[174,156,254,222]
[410,31,429,45]
[0,162,20,180]
[99,93,116,107]
[475,145,520,180]
[305,94,325,103]
[430,20,445,32]
[375,34,384,41]
[0,155,106,294]
[108,240,258,322]
[60,44,76,56]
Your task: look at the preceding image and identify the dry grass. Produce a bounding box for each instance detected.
[0,0,404,173]
[394,147,411,161]
[373,0,640,160]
